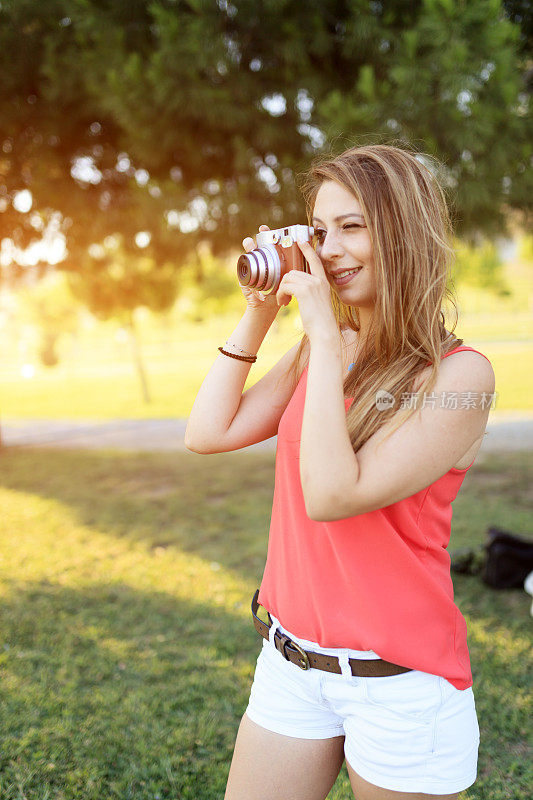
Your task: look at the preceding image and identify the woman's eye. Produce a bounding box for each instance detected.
[313,224,363,244]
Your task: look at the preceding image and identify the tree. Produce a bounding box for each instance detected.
[0,0,529,441]
[66,235,182,403]
[0,0,529,410]
[1,0,530,273]
[16,271,81,368]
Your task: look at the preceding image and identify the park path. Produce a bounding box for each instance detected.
[2,412,533,456]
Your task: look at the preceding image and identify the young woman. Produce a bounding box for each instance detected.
[185,144,495,800]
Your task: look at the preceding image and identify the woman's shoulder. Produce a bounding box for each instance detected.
[441,343,492,366]
[413,343,494,394]
[441,346,495,391]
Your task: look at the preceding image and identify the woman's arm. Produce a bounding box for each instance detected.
[300,349,495,522]
[184,306,278,452]
[299,336,361,520]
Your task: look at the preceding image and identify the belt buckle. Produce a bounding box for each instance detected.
[285,640,310,670]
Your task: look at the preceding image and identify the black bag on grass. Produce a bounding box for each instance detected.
[481,526,533,589]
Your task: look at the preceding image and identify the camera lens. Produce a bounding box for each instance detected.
[236,245,281,293]
[237,254,252,285]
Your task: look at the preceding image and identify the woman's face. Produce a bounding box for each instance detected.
[312,180,377,308]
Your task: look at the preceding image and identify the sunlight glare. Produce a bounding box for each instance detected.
[20,364,35,379]
[13,190,32,213]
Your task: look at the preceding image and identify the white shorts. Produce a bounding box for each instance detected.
[245,615,480,795]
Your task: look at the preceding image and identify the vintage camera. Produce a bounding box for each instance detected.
[237,224,315,296]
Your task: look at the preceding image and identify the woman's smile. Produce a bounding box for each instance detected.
[331,266,363,285]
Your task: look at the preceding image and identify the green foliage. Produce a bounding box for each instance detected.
[16,272,81,367]
[0,0,531,326]
[452,238,510,293]
[65,235,181,322]
[517,234,533,260]
[317,0,531,237]
[17,272,79,332]
[180,267,240,322]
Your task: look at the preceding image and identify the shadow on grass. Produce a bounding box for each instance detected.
[0,578,259,799]
[0,446,277,581]
[1,447,531,579]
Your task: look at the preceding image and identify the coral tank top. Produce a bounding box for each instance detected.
[258,346,492,690]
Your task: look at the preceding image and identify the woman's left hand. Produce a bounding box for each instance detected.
[276,238,339,344]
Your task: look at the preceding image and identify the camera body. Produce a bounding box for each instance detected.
[237,224,315,296]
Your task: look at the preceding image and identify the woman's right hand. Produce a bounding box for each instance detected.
[240,225,281,313]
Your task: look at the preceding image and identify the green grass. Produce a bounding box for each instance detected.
[1,251,532,418]
[0,447,531,799]
[0,308,531,419]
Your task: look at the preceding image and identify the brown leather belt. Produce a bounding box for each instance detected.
[252,590,412,677]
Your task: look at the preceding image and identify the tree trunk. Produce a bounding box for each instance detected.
[125,312,151,405]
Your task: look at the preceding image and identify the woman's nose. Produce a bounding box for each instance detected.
[319,230,344,260]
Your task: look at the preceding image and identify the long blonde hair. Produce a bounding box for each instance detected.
[287,142,463,454]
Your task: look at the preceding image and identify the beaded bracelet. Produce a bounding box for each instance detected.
[218,347,257,363]
[225,339,256,357]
